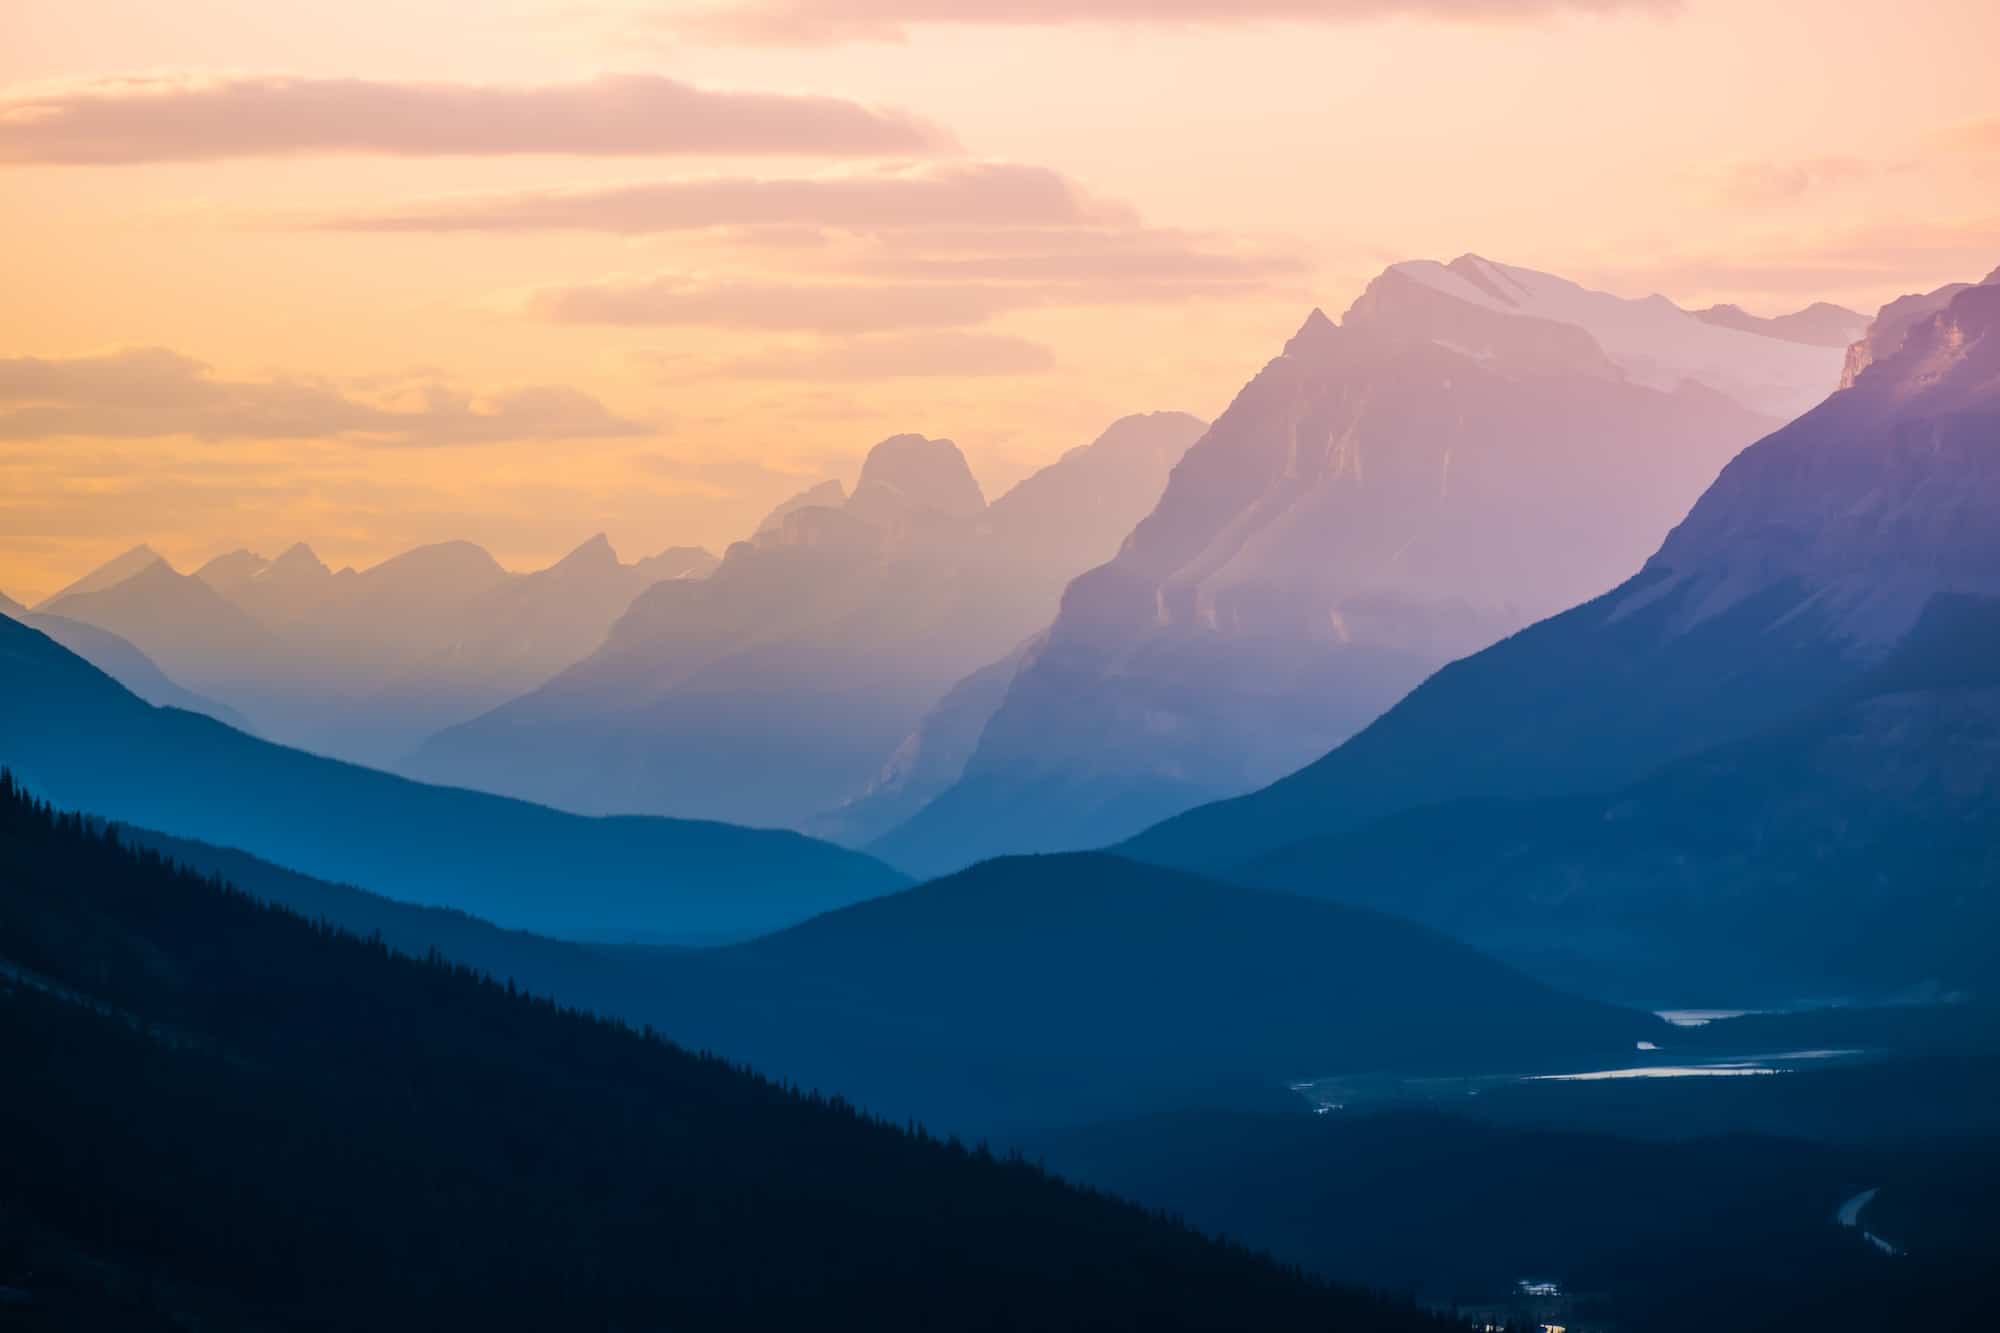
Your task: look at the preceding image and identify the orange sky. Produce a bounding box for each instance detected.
[2,0,1997,603]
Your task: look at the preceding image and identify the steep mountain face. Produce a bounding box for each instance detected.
[33,543,165,605]
[806,637,1035,846]
[37,557,287,688]
[3,608,251,730]
[1694,300,1870,348]
[35,535,713,766]
[0,614,905,942]
[0,789,1440,1333]
[880,257,1808,876]
[404,415,1198,830]
[1131,268,2000,992]
[1248,595,2000,1004]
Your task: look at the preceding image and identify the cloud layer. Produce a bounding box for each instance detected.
[0,348,645,445]
[0,74,949,163]
[320,163,1123,232]
[669,0,1674,44]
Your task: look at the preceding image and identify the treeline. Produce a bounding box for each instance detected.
[0,772,1445,1332]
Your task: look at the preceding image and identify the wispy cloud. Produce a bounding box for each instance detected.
[0,348,647,445]
[317,162,1122,233]
[655,331,1058,380]
[660,0,1675,44]
[0,73,950,163]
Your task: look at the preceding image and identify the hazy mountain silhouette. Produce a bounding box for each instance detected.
[36,535,717,766]
[1,607,250,730]
[0,780,1443,1332]
[1693,300,1870,348]
[0,614,904,942]
[405,413,1202,829]
[79,812,1657,1131]
[879,257,1818,875]
[1126,267,2000,999]
[807,637,1034,845]
[38,555,287,687]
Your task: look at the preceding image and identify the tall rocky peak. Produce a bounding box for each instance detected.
[1646,271,2000,648]
[548,532,620,575]
[38,544,165,608]
[849,434,987,523]
[263,542,331,583]
[1341,264,1617,378]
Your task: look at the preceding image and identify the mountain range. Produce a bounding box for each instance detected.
[0,612,903,942]
[403,413,1203,829]
[875,255,1841,875]
[32,535,718,766]
[1128,264,2000,1003]
[0,780,1445,1332]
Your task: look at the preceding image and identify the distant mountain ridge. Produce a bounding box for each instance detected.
[33,534,718,765]
[403,413,1204,830]
[877,255,1824,876]
[0,612,904,942]
[1694,300,1870,348]
[0,780,1442,1332]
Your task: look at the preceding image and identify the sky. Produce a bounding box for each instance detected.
[2,0,1997,603]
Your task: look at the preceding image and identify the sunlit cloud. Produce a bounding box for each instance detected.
[316,163,1125,232]
[0,73,951,163]
[0,348,648,445]
[657,0,1677,45]
[653,331,1058,380]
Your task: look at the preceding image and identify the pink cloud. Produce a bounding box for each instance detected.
[0,348,646,445]
[0,73,949,163]
[677,332,1059,379]
[318,163,1123,233]
[669,0,1675,44]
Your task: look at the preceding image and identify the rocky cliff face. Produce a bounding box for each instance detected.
[876,256,1812,876]
[1128,263,2000,878]
[402,416,1197,830]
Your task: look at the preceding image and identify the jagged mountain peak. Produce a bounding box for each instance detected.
[1283,307,1339,356]
[548,532,619,574]
[851,434,986,520]
[1638,268,2000,651]
[37,543,166,608]
[261,542,331,582]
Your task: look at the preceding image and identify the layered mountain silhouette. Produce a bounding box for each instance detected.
[0,782,1444,1332]
[878,256,1832,875]
[0,613,903,941]
[0,605,249,729]
[88,812,1656,1131]
[34,535,717,765]
[404,413,1203,829]
[1131,266,2000,1002]
[1693,300,1870,348]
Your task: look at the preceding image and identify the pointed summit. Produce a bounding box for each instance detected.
[549,532,619,574]
[36,544,165,609]
[259,542,331,585]
[1283,308,1339,357]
